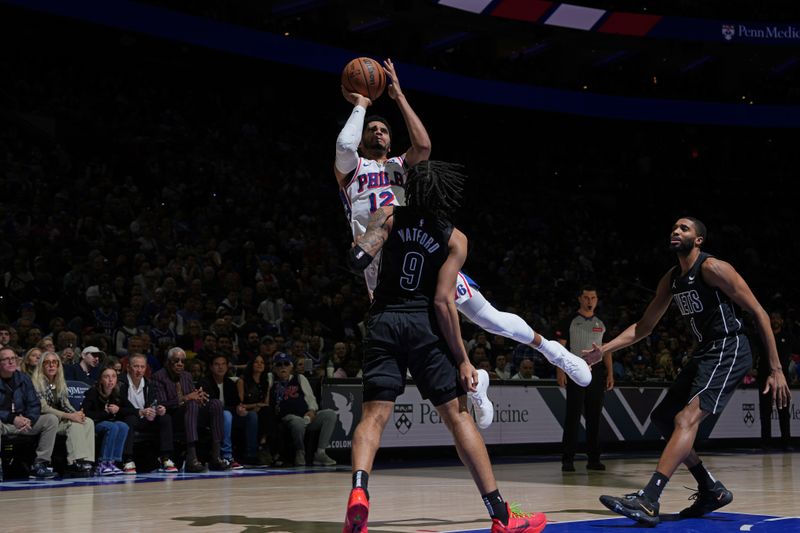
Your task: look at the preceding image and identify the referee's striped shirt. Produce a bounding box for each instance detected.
[557,313,606,356]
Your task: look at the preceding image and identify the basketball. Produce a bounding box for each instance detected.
[341,57,386,101]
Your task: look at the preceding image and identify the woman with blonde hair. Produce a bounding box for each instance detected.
[32,351,96,476]
[22,347,42,376]
[36,337,56,353]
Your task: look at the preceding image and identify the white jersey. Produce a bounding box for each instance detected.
[339,155,406,239]
[339,155,406,295]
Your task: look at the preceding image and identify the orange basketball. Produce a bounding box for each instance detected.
[341,57,386,101]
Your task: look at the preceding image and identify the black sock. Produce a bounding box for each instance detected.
[482,490,509,524]
[352,470,370,499]
[642,471,669,502]
[689,462,716,491]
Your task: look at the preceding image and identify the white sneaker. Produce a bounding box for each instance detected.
[468,369,494,429]
[540,339,592,387]
[122,461,137,475]
[313,450,337,466]
[160,459,178,473]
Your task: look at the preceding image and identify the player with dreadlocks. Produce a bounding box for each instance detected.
[405,160,465,216]
[343,160,547,533]
[336,76,593,431]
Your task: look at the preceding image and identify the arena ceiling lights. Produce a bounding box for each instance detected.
[438,0,800,45]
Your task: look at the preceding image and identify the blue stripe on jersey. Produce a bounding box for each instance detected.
[338,189,352,223]
[459,271,480,289]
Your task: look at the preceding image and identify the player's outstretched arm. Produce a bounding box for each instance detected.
[433,229,475,392]
[383,58,431,167]
[702,258,791,408]
[346,206,393,273]
[583,269,674,362]
[334,87,372,186]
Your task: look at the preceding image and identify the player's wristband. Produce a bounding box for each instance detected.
[347,245,374,273]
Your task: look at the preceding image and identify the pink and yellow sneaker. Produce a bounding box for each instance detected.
[490,503,546,533]
[343,488,369,533]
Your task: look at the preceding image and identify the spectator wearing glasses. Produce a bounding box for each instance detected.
[152,347,229,472]
[0,346,59,479]
[32,351,96,476]
[64,346,104,385]
[269,352,336,467]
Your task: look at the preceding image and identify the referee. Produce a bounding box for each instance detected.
[556,286,614,472]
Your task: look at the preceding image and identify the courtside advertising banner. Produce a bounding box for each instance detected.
[321,383,799,448]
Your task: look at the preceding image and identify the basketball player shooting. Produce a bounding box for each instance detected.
[334,59,594,432]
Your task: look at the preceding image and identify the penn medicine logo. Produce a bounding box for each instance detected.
[722,24,735,41]
[742,403,755,426]
[394,404,413,434]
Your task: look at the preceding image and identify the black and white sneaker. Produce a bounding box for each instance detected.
[29,462,56,480]
[599,491,660,526]
[679,481,733,518]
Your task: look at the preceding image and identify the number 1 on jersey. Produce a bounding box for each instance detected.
[369,190,395,212]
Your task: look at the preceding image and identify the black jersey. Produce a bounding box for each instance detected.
[372,207,453,310]
[670,252,742,348]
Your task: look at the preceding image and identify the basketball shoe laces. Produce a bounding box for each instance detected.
[684,486,702,501]
[683,485,717,505]
[509,503,535,518]
[542,340,583,374]
[559,356,581,377]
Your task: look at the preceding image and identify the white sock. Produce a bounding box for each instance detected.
[537,339,564,363]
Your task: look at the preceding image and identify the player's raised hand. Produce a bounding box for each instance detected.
[383,58,403,100]
[341,85,371,108]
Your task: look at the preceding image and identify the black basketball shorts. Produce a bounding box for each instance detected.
[362,307,465,406]
[662,333,753,416]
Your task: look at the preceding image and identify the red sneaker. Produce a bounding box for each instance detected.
[490,503,546,533]
[343,488,369,533]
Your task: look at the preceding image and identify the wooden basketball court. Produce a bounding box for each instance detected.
[0,450,796,532]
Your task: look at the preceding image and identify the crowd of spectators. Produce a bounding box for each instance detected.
[1,7,799,477]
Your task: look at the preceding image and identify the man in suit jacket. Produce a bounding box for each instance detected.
[151,347,228,472]
[119,353,177,472]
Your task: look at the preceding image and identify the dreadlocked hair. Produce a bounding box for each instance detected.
[405,160,467,221]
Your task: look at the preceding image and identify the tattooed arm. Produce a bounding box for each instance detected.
[346,206,394,273]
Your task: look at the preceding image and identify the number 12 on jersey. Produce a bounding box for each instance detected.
[369,190,395,212]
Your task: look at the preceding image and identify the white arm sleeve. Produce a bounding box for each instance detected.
[335,105,366,174]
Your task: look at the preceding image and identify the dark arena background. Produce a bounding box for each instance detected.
[0,1,798,532]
